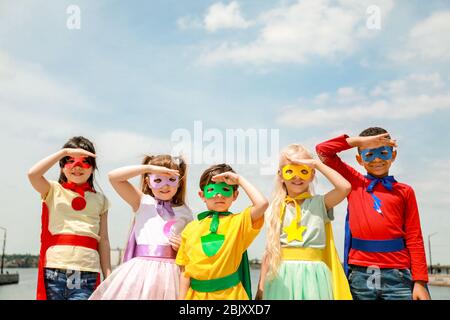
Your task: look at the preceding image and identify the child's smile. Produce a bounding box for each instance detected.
[285,178,309,195]
[365,160,390,177]
[369,161,387,170]
[201,192,237,212]
[358,154,396,178]
[63,167,93,184]
[290,180,305,186]
[151,185,178,201]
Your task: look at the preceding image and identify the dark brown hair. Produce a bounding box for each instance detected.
[199,163,238,192]
[141,155,187,206]
[58,136,97,189]
[358,127,392,153]
[359,127,390,138]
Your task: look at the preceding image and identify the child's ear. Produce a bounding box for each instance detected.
[198,191,206,202]
[310,168,316,180]
[233,190,239,201]
[392,150,397,162]
[356,154,364,166]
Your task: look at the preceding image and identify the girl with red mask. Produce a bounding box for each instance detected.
[28,136,111,300]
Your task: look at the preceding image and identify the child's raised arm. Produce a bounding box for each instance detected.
[27,148,96,196]
[346,133,397,149]
[287,156,351,211]
[108,165,179,212]
[211,172,269,223]
[316,159,351,210]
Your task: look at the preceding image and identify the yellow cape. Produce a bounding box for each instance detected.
[281,194,352,300]
[324,222,353,300]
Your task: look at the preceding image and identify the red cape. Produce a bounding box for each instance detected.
[37,202,101,300]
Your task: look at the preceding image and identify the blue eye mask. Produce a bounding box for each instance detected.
[360,146,393,162]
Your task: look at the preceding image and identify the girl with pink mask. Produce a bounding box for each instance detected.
[89,155,193,300]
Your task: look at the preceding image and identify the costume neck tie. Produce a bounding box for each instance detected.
[61,182,94,211]
[198,210,232,257]
[365,174,396,215]
[280,192,312,242]
[366,174,396,193]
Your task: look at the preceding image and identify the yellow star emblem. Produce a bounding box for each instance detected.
[283,220,307,243]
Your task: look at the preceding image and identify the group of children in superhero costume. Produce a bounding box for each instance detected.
[27,127,430,300]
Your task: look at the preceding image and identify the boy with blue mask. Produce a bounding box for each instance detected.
[316,127,430,300]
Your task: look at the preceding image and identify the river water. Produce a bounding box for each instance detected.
[1,268,449,300]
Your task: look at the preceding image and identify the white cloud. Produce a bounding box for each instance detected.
[177,1,251,32]
[204,1,251,32]
[277,73,450,128]
[198,0,394,65]
[390,11,450,63]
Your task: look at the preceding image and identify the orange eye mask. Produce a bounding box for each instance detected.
[281,164,312,181]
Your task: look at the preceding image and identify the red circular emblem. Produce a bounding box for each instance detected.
[72,197,86,211]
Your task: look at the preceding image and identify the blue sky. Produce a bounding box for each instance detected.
[1,0,450,265]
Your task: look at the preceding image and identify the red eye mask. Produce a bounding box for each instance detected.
[64,157,92,169]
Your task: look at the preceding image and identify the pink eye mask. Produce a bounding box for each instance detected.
[64,157,92,169]
[148,174,179,189]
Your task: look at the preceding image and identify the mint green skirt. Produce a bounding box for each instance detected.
[263,260,333,300]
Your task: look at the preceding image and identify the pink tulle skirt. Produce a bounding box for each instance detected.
[89,257,180,300]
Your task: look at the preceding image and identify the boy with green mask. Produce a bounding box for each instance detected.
[176,163,269,300]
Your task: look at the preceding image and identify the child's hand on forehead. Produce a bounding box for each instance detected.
[148,165,180,177]
[64,148,96,158]
[357,133,397,150]
[286,156,317,169]
[211,172,240,185]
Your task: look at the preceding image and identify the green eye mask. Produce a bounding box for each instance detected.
[203,182,234,199]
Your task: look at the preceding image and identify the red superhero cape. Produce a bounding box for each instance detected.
[36,184,101,300]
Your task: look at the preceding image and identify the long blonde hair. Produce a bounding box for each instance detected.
[264,144,315,280]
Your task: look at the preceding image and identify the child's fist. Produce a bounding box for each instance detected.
[169,234,182,251]
[286,157,318,169]
[63,148,96,158]
[148,165,180,177]
[211,172,240,185]
[351,133,397,149]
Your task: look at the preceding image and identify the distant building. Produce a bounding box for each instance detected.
[249,258,261,269]
[429,264,450,275]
